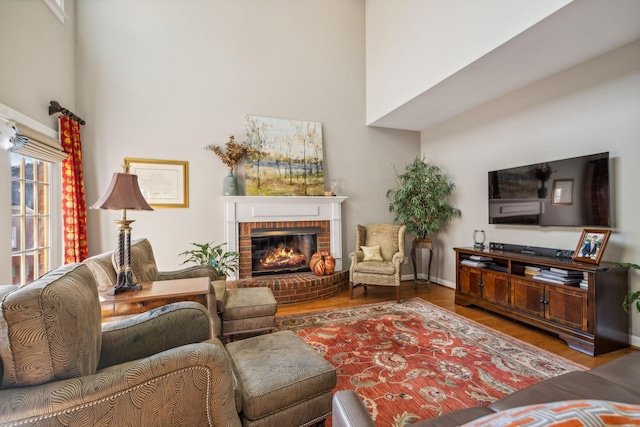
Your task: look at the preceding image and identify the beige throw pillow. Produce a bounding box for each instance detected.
[361,245,383,261]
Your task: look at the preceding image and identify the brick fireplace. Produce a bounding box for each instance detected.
[222,196,349,303]
[241,222,328,278]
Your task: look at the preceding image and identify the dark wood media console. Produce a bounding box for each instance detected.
[454,247,629,356]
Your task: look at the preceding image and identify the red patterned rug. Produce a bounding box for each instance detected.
[276,298,585,427]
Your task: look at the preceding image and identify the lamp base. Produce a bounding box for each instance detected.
[106,270,142,295]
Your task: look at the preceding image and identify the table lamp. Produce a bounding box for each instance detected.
[91,171,153,295]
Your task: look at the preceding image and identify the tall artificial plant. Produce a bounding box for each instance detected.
[386,157,461,241]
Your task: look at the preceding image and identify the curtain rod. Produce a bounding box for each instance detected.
[48,100,86,125]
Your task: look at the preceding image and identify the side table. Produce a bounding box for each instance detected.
[99,276,210,320]
[411,239,433,290]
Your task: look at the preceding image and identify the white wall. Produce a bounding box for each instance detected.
[421,40,640,343]
[365,0,571,125]
[0,0,76,283]
[76,0,420,270]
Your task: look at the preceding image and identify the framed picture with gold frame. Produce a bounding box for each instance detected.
[124,158,189,208]
[572,228,611,264]
[552,179,573,205]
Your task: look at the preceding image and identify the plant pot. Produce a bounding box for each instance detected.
[538,183,548,198]
[413,238,432,248]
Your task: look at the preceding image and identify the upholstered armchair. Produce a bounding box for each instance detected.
[84,237,225,336]
[84,237,220,288]
[349,223,407,303]
[0,263,237,426]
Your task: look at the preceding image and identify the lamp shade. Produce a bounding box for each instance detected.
[91,173,153,211]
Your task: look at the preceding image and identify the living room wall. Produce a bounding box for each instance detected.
[76,0,420,270]
[421,41,640,344]
[365,0,571,125]
[0,0,76,283]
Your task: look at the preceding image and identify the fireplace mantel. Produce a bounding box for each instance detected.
[221,196,348,280]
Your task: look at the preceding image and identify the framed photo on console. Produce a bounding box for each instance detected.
[572,228,611,264]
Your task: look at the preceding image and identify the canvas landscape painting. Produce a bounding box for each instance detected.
[244,115,324,196]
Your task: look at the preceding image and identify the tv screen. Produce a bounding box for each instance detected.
[488,152,610,227]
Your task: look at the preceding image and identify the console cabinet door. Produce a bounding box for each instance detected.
[458,265,482,297]
[546,285,588,331]
[510,277,544,318]
[482,271,510,306]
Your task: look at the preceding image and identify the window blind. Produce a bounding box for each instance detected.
[9,122,67,163]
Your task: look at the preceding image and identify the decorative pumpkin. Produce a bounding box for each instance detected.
[323,254,336,275]
[314,260,326,276]
[310,251,336,276]
[309,252,323,271]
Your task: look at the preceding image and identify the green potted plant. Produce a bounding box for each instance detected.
[386,157,461,244]
[620,263,640,313]
[179,242,240,279]
[529,163,556,198]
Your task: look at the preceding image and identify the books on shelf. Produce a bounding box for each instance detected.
[549,267,583,277]
[524,266,541,277]
[580,271,589,289]
[533,275,565,285]
[461,259,487,268]
[534,268,583,285]
[470,255,494,262]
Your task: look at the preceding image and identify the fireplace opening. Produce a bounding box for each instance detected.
[251,227,320,276]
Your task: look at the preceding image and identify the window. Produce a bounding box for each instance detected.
[11,153,51,285]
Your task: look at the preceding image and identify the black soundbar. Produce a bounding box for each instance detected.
[489,242,574,259]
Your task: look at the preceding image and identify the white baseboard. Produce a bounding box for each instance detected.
[401,274,455,289]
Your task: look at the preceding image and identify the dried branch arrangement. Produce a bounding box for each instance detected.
[204,135,250,169]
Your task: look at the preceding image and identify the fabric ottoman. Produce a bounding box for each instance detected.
[222,286,277,339]
[226,330,337,427]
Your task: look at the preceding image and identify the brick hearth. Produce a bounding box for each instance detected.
[226,270,349,304]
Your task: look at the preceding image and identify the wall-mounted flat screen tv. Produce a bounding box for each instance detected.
[488,152,610,227]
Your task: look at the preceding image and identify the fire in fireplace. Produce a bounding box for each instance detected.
[251,227,320,276]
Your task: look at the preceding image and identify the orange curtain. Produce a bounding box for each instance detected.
[60,116,88,263]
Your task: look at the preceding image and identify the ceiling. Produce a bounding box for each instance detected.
[367,0,640,132]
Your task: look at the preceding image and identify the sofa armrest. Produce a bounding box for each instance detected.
[99,301,212,369]
[0,342,240,427]
[332,390,375,427]
[0,285,17,300]
[157,265,219,281]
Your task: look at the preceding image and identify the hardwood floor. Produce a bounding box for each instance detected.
[276,280,636,369]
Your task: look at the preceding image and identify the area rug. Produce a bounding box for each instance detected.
[276,298,586,427]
